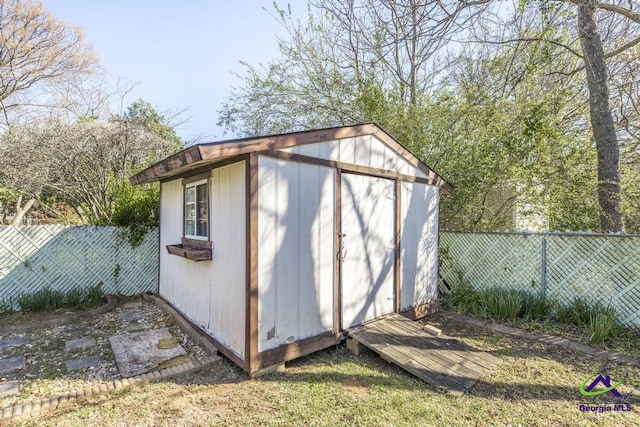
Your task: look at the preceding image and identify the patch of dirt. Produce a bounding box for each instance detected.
[341,378,369,398]
[158,355,192,370]
[0,307,91,328]
[157,337,179,349]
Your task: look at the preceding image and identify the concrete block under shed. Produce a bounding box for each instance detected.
[346,338,367,356]
[250,362,285,378]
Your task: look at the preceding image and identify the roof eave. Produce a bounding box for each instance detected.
[129,145,203,185]
[129,123,454,193]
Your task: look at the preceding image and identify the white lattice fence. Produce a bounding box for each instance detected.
[440,232,544,293]
[545,235,640,328]
[440,231,640,329]
[0,225,158,304]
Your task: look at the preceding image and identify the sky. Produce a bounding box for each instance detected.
[42,0,309,143]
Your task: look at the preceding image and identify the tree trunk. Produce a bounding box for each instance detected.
[10,195,36,225]
[577,0,624,232]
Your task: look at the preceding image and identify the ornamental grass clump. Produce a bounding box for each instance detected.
[17,286,66,312]
[589,311,617,344]
[480,287,523,321]
[519,291,554,320]
[14,282,104,313]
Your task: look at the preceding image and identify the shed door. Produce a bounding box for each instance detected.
[340,173,395,329]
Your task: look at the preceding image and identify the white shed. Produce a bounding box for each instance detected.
[131,123,453,375]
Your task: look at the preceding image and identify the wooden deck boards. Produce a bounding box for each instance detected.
[347,313,501,395]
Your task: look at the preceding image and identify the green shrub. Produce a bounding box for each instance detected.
[110,180,159,247]
[520,291,554,320]
[446,285,553,322]
[443,282,623,344]
[555,303,573,324]
[444,282,480,314]
[480,287,523,321]
[569,297,593,327]
[468,300,489,319]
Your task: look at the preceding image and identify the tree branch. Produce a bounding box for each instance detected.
[598,2,640,24]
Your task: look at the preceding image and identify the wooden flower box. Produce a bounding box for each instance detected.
[166,239,212,262]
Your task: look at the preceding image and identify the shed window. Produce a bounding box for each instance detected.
[185,179,208,240]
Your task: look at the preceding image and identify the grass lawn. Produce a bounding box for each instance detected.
[13,314,640,427]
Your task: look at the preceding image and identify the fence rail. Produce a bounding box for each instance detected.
[439,231,640,329]
[0,225,158,306]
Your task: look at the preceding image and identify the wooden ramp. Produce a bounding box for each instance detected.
[347,313,501,395]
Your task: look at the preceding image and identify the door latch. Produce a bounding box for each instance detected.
[336,233,347,261]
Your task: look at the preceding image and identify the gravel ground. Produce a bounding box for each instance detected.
[0,296,208,409]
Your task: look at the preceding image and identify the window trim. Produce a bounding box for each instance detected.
[183,176,210,242]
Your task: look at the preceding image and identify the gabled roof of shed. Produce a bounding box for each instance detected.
[130,123,453,193]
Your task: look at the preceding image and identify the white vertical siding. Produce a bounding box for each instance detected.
[159,178,211,329]
[159,179,186,310]
[400,182,439,310]
[208,162,246,358]
[281,135,427,178]
[257,156,335,352]
[159,162,246,359]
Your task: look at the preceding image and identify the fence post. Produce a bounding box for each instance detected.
[541,237,547,299]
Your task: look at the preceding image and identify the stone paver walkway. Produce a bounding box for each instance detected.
[122,305,149,331]
[121,311,143,321]
[65,337,97,351]
[122,302,143,309]
[0,335,31,396]
[0,337,30,349]
[66,356,102,372]
[0,356,26,375]
[0,295,222,424]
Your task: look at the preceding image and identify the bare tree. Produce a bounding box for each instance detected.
[0,0,99,222]
[220,0,495,136]
[308,0,496,104]
[0,0,97,129]
[0,118,179,224]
